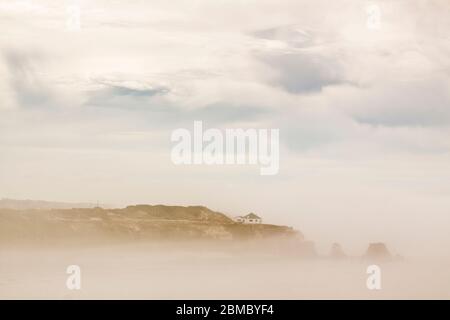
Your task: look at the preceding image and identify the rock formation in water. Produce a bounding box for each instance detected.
[329,242,346,259]
[364,242,392,261]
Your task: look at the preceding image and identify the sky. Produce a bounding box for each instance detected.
[0,0,450,256]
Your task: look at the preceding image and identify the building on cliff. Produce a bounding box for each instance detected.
[234,213,262,224]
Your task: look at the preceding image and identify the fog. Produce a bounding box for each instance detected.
[1,244,449,299]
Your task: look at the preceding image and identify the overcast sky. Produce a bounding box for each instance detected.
[1,0,450,256]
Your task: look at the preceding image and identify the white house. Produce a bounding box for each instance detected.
[234,213,262,224]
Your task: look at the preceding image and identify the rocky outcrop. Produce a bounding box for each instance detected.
[329,242,346,259]
[123,204,233,224]
[364,242,392,261]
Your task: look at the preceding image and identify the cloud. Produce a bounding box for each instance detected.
[251,25,351,95]
[334,78,450,127]
[259,52,347,94]
[86,84,171,109]
[252,25,318,49]
[1,50,53,109]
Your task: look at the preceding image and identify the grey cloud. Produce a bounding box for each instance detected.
[83,85,270,134]
[252,25,316,49]
[354,108,450,127]
[106,86,170,97]
[348,80,450,127]
[258,52,347,94]
[2,50,56,109]
[86,84,170,109]
[252,25,346,94]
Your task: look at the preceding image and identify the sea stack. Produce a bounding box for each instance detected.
[364,242,392,261]
[330,242,346,259]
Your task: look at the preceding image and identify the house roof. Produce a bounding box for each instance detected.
[244,213,261,219]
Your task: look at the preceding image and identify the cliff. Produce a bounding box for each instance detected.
[0,205,301,245]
